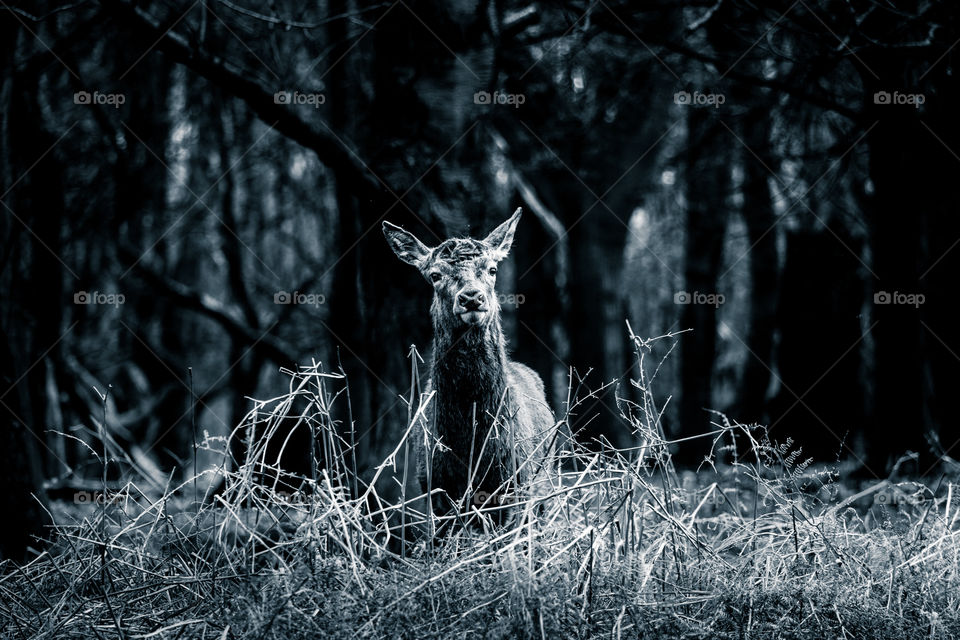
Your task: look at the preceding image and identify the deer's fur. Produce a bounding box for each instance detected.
[383,209,554,513]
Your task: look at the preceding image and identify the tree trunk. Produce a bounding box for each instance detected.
[677,107,727,464]
[860,48,933,473]
[325,0,372,456]
[0,21,54,559]
[736,112,779,424]
[535,166,627,449]
[118,57,182,468]
[512,195,566,412]
[769,229,865,463]
[917,50,960,469]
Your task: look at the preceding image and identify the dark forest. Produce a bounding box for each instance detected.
[2,1,960,637]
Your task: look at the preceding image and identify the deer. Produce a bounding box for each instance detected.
[383,208,555,521]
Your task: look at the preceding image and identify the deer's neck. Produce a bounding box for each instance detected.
[431,319,509,448]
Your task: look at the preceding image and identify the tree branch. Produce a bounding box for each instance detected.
[215,0,389,30]
[488,128,569,297]
[103,0,391,205]
[120,247,299,366]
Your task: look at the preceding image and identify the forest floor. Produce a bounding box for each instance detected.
[4,447,960,638]
[3,356,960,639]
[4,456,959,639]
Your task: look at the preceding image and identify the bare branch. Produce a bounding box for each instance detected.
[103,0,391,205]
[215,0,390,31]
[119,247,300,366]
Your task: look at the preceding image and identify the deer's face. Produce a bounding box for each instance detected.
[426,245,500,327]
[383,209,522,330]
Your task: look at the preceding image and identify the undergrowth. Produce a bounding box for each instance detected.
[2,330,959,639]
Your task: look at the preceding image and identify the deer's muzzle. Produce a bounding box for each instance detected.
[454,289,488,325]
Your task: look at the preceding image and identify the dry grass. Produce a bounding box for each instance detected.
[3,333,960,639]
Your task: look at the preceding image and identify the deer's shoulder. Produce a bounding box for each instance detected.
[505,361,546,398]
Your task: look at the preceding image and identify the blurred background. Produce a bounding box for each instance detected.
[2,0,959,557]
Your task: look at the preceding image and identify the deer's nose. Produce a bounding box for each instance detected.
[457,290,485,311]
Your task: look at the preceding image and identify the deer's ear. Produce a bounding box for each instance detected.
[383,221,431,267]
[484,207,522,261]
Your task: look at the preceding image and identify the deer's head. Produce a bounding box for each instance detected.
[383,208,522,331]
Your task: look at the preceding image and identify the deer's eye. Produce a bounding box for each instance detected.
[488,266,498,276]
[430,272,442,283]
